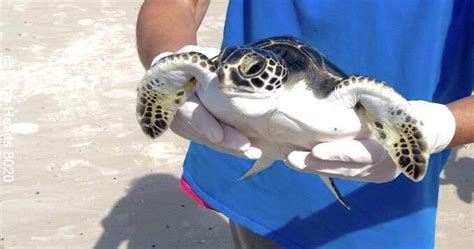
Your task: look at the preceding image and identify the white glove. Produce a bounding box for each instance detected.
[151,46,262,159]
[286,101,456,183]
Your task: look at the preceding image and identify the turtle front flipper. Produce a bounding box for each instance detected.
[136,76,196,138]
[136,52,216,138]
[328,76,429,182]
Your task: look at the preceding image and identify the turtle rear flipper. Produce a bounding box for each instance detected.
[240,156,351,209]
[328,76,429,182]
[136,52,215,138]
[320,176,350,209]
[239,156,275,180]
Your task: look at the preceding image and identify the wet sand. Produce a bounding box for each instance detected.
[1,1,472,248]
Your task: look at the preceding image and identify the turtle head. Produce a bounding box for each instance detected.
[216,46,288,99]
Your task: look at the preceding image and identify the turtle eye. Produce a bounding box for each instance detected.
[239,59,266,78]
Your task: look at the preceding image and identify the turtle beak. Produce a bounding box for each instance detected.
[217,67,225,84]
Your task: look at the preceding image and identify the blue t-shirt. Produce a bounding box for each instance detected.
[183,0,473,248]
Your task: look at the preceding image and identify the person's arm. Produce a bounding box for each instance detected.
[447,96,474,147]
[136,0,210,68]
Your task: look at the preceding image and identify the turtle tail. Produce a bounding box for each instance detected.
[327,76,429,182]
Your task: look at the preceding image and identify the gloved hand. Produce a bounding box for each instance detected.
[151,46,262,159]
[286,100,456,183]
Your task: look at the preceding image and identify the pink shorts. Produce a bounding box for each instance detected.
[179,176,214,210]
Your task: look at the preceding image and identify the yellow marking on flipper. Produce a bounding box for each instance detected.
[363,106,429,182]
[137,78,197,138]
[331,76,430,182]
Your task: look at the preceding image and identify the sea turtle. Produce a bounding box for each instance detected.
[136,36,429,209]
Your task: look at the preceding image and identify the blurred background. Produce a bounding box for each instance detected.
[1,1,472,248]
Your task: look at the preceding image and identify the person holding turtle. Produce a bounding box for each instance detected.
[136,0,473,248]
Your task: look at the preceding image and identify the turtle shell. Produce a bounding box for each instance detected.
[250,36,347,98]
